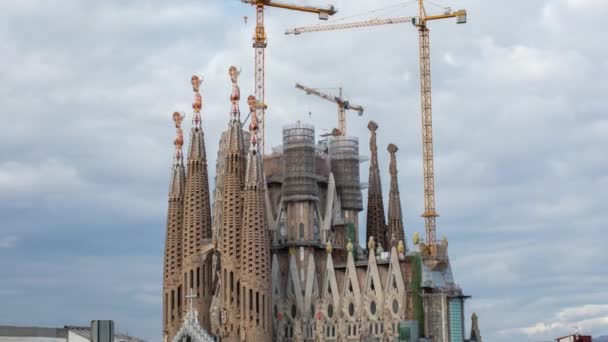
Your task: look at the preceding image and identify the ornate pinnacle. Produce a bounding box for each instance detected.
[191,75,203,127]
[172,112,185,160]
[368,236,376,251]
[346,238,354,254]
[326,240,333,255]
[229,66,241,120]
[388,143,398,154]
[247,95,259,145]
[368,121,379,160]
[397,240,405,254]
[367,120,378,132]
[413,232,421,245]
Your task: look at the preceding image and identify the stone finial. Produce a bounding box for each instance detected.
[228,66,241,120]
[346,238,353,254]
[172,112,185,160]
[367,120,379,132]
[247,95,259,145]
[368,236,376,251]
[326,240,333,255]
[387,143,398,155]
[441,236,449,247]
[397,240,405,254]
[229,67,240,102]
[191,75,203,127]
[413,232,421,245]
[390,233,398,248]
[289,247,296,256]
[191,75,202,93]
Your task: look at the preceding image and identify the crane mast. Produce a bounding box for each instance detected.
[285,1,466,254]
[295,83,363,136]
[242,0,336,153]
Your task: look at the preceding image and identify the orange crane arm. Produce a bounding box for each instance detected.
[241,0,336,17]
[286,16,414,35]
[295,83,363,113]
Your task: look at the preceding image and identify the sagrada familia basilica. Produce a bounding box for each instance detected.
[161,67,482,342]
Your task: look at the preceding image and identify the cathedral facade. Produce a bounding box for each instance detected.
[162,67,481,342]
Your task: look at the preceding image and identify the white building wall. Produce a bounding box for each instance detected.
[68,332,90,342]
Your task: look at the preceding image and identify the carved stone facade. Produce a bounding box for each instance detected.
[162,67,479,342]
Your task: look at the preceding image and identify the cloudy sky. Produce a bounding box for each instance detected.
[1,0,607,341]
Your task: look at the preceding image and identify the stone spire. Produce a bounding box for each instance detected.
[181,75,213,329]
[219,66,246,341]
[470,312,482,342]
[163,112,186,339]
[387,143,406,244]
[182,75,213,257]
[366,121,388,250]
[239,99,271,341]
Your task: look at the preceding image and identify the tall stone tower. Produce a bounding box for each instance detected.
[219,66,246,341]
[366,121,388,250]
[239,101,272,341]
[181,75,213,329]
[162,112,186,339]
[387,143,406,244]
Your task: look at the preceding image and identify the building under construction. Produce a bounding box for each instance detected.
[161,65,482,341]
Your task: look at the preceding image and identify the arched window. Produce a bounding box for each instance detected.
[299,223,305,240]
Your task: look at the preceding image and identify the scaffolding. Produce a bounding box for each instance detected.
[282,122,318,202]
[329,136,363,211]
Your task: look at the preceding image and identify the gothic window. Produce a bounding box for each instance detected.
[348,302,355,317]
[327,304,334,318]
[392,299,399,314]
[291,304,297,319]
[370,301,377,315]
[299,223,304,240]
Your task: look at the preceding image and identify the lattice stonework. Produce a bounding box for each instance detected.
[182,128,212,259]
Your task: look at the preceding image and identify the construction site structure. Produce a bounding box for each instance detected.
[161,65,481,341]
[295,83,363,136]
[285,0,467,256]
[240,0,336,153]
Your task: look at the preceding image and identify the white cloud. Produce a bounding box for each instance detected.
[474,36,589,83]
[502,304,608,338]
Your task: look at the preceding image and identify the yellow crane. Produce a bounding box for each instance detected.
[295,83,363,136]
[286,1,467,255]
[240,0,337,153]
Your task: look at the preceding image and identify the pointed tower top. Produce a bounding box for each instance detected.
[172,111,185,161]
[229,66,241,121]
[368,236,376,252]
[387,143,406,243]
[366,120,387,249]
[346,238,354,254]
[388,143,398,154]
[247,95,259,146]
[368,120,379,132]
[191,75,203,128]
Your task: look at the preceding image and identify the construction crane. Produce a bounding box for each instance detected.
[240,0,337,153]
[295,83,363,136]
[286,1,466,255]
